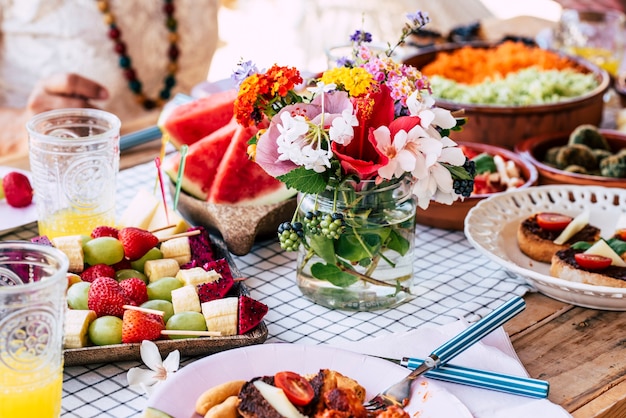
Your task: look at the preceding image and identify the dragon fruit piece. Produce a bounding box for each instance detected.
[238,295,268,335]
[203,258,233,281]
[30,236,53,246]
[188,226,214,265]
[196,274,234,303]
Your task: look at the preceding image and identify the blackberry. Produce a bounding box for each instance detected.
[303,210,322,235]
[463,157,477,177]
[277,221,304,251]
[453,178,474,197]
[319,212,345,239]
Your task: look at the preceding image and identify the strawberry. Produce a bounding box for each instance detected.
[122,309,164,343]
[117,227,159,261]
[81,263,116,283]
[1,171,34,208]
[91,225,119,239]
[111,258,132,271]
[238,295,268,335]
[119,277,148,306]
[87,277,131,318]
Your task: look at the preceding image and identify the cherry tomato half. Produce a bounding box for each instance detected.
[574,253,612,270]
[536,212,573,231]
[274,371,315,406]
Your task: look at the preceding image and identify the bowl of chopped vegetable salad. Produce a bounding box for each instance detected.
[404,41,610,150]
[415,142,538,230]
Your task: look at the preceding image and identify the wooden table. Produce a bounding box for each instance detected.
[506,292,626,418]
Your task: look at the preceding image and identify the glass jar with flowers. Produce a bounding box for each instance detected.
[232,11,476,311]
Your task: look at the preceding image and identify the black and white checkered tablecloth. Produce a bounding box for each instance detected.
[1,160,532,417]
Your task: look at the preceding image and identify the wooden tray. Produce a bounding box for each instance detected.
[63,232,268,366]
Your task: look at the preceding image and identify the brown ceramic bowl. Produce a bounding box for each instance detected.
[515,129,626,187]
[169,181,296,256]
[415,142,538,230]
[403,42,610,150]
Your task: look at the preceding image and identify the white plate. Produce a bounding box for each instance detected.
[147,343,473,418]
[0,166,37,235]
[464,185,626,310]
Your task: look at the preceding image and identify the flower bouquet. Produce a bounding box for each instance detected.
[232,11,476,310]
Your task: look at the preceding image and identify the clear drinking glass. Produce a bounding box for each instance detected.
[27,108,121,239]
[0,241,69,417]
[554,9,626,76]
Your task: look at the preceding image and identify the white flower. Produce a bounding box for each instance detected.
[127,340,180,397]
[329,106,358,146]
[300,143,332,173]
[374,126,416,179]
[307,81,336,95]
[276,112,309,163]
[439,136,467,166]
[407,92,456,130]
[413,162,457,209]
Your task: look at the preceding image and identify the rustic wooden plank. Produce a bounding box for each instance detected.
[504,292,572,336]
[510,306,626,415]
[572,382,626,418]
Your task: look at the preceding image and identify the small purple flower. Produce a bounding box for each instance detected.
[349,30,373,44]
[231,60,259,86]
[336,57,355,67]
[406,11,430,27]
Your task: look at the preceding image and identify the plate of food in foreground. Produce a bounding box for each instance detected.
[147,343,473,418]
[464,185,626,310]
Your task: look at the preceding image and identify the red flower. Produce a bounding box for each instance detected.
[331,84,395,179]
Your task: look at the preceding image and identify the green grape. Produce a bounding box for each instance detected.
[115,268,148,284]
[66,281,90,310]
[130,247,163,273]
[83,237,125,266]
[88,316,123,346]
[166,312,207,340]
[147,276,183,301]
[141,299,175,323]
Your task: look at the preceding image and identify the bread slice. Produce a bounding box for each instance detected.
[517,214,601,263]
[550,248,626,288]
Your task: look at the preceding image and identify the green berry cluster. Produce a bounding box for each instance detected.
[319,213,345,239]
[277,222,304,251]
[303,210,322,235]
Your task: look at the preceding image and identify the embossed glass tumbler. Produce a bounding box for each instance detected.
[0,241,69,417]
[27,108,121,239]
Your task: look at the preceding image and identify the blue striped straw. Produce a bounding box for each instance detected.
[401,357,549,398]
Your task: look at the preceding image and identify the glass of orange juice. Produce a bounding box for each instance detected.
[555,9,626,76]
[27,108,121,239]
[0,241,69,417]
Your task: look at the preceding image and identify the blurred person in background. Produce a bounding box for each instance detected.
[0,0,221,159]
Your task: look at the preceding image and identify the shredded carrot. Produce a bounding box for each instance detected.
[421,41,585,85]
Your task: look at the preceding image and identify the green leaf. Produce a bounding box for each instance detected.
[472,153,497,174]
[571,241,592,250]
[277,167,328,194]
[335,234,381,262]
[386,229,411,256]
[309,234,337,264]
[310,263,358,287]
[443,163,473,180]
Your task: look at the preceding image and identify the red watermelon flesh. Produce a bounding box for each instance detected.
[164,118,238,200]
[163,89,238,148]
[208,125,295,205]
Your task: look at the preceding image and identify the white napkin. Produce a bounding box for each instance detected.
[331,320,572,418]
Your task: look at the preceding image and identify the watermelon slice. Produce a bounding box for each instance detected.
[162,89,238,148]
[164,118,238,200]
[208,125,296,205]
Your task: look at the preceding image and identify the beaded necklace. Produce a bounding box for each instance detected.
[96,0,179,110]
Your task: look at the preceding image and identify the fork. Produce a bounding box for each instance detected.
[364,296,526,411]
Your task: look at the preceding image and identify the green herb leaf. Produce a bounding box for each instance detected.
[607,237,626,255]
[277,167,328,194]
[571,241,592,250]
[472,153,497,174]
[310,263,358,287]
[443,163,473,180]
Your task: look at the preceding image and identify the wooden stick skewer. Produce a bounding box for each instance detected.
[123,305,165,316]
[158,229,202,242]
[149,224,177,233]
